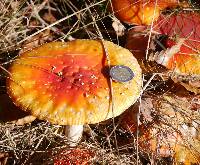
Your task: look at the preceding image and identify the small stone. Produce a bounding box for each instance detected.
[110,65,134,82]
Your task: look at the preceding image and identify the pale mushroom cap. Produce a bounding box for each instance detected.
[7,39,142,125]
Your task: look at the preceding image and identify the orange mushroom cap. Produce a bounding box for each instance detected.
[7,39,142,125]
[166,40,200,75]
[110,0,181,25]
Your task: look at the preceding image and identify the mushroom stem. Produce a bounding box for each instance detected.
[65,125,84,147]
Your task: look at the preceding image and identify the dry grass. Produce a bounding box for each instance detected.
[0,0,200,164]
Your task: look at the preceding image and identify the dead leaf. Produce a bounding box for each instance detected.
[112,18,125,36]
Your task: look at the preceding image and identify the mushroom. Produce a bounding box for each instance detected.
[53,148,94,165]
[151,38,200,75]
[110,0,184,25]
[7,39,142,146]
[150,12,200,93]
[151,12,200,74]
[152,12,200,44]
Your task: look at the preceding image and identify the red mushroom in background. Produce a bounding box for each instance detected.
[151,12,200,70]
[152,12,200,44]
[110,0,186,25]
[54,148,94,165]
[7,39,142,146]
[150,12,200,93]
[151,38,200,75]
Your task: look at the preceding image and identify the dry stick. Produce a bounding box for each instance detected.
[136,73,157,165]
[183,8,200,11]
[91,8,120,155]
[22,127,49,165]
[62,0,92,39]
[182,40,200,55]
[5,129,18,159]
[85,125,102,149]
[0,0,28,44]
[0,12,112,52]
[87,0,112,41]
[61,14,112,40]
[145,0,158,60]
[85,3,119,155]
[109,0,121,45]
[0,146,50,153]
[136,91,142,165]
[29,0,65,37]
[16,0,106,45]
[66,1,91,36]
[0,65,12,77]
[144,1,158,163]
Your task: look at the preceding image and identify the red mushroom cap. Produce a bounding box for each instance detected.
[53,148,94,165]
[151,12,200,75]
[7,40,142,125]
[153,12,200,45]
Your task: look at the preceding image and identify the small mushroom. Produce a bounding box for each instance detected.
[110,0,184,25]
[7,39,142,146]
[53,148,94,165]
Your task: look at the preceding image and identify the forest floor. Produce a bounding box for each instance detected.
[0,0,200,164]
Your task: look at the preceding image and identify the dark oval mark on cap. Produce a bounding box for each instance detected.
[109,65,134,82]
